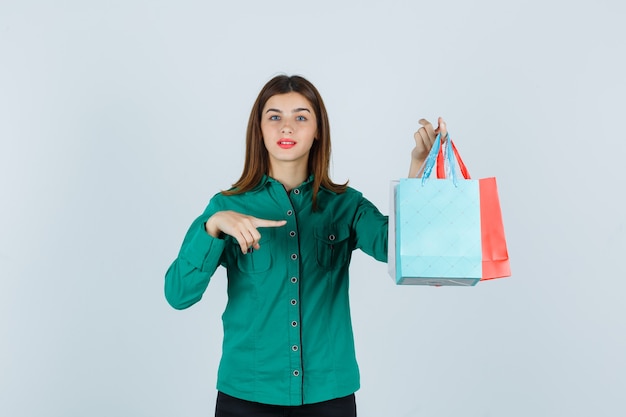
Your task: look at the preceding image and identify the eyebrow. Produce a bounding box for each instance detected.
[265,107,311,114]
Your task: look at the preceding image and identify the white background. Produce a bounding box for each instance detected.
[1,1,625,416]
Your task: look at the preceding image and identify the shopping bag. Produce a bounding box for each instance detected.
[388,133,510,285]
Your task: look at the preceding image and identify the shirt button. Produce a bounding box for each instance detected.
[293,370,300,377]
[291,321,298,327]
[289,231,296,237]
[328,234,336,241]
[292,345,299,352]
[291,277,298,283]
[290,299,297,306]
[287,210,293,216]
[293,189,300,195]
[291,254,298,260]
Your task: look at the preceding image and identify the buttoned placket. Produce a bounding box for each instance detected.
[283,186,303,400]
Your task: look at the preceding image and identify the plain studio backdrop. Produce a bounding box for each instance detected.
[1,1,624,416]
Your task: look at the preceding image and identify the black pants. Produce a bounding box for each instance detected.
[215,392,357,417]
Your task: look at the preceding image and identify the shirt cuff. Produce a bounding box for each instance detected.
[180,222,226,271]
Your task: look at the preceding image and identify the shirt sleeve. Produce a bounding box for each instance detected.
[164,195,227,310]
[352,194,389,263]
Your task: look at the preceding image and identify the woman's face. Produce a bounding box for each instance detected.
[261,92,318,171]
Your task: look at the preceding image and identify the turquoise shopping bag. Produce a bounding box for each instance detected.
[391,178,482,285]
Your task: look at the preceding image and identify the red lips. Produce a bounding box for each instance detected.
[277,139,296,149]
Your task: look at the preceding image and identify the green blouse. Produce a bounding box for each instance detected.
[164,175,388,406]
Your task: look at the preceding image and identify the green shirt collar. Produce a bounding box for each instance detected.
[257,174,318,192]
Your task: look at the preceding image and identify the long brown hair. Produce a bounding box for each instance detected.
[223,75,347,209]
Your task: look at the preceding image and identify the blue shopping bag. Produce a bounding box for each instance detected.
[390,178,483,285]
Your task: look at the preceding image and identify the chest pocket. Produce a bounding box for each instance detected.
[314,224,351,270]
[231,229,274,273]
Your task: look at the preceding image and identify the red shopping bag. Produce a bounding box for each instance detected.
[436,139,511,281]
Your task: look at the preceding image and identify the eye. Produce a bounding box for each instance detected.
[269,115,280,121]
[296,115,307,121]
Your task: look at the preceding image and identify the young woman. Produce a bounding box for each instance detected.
[164,75,446,417]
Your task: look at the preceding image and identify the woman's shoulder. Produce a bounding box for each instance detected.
[209,188,247,204]
[200,189,248,216]
[207,182,268,207]
[329,184,363,197]
[320,185,364,204]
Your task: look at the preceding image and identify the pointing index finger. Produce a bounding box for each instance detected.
[252,219,287,228]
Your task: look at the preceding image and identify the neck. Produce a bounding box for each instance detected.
[268,162,308,192]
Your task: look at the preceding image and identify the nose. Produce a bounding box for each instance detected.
[281,121,293,135]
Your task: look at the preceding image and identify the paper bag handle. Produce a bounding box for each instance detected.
[436,139,471,180]
[420,133,471,185]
